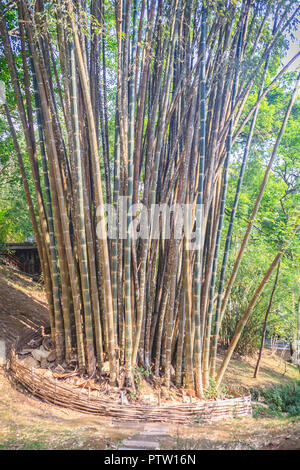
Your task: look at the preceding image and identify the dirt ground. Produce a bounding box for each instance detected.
[0,264,299,450]
[0,266,48,346]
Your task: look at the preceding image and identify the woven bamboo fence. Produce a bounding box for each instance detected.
[9,329,252,423]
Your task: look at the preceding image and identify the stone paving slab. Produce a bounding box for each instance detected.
[131,434,164,441]
[119,447,145,451]
[143,425,169,435]
[122,439,159,449]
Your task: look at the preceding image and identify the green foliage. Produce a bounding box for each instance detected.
[0,113,35,244]
[252,382,300,417]
[133,366,151,390]
[204,379,231,400]
[220,82,300,356]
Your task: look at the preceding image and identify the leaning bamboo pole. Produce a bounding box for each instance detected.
[209,53,271,378]
[219,72,300,326]
[216,244,290,387]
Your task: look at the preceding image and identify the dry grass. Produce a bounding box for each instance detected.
[222,350,299,391]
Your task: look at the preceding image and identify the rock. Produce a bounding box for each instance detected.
[31,347,50,362]
[28,337,42,348]
[32,346,55,362]
[40,359,48,369]
[42,336,54,351]
[21,356,39,369]
[0,340,6,367]
[101,361,110,373]
[47,350,56,362]
[19,348,34,355]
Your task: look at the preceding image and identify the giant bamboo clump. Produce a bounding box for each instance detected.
[1,0,299,396]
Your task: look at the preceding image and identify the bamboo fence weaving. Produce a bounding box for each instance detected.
[9,330,252,423]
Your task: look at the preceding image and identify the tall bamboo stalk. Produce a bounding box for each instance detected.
[2,0,299,394]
